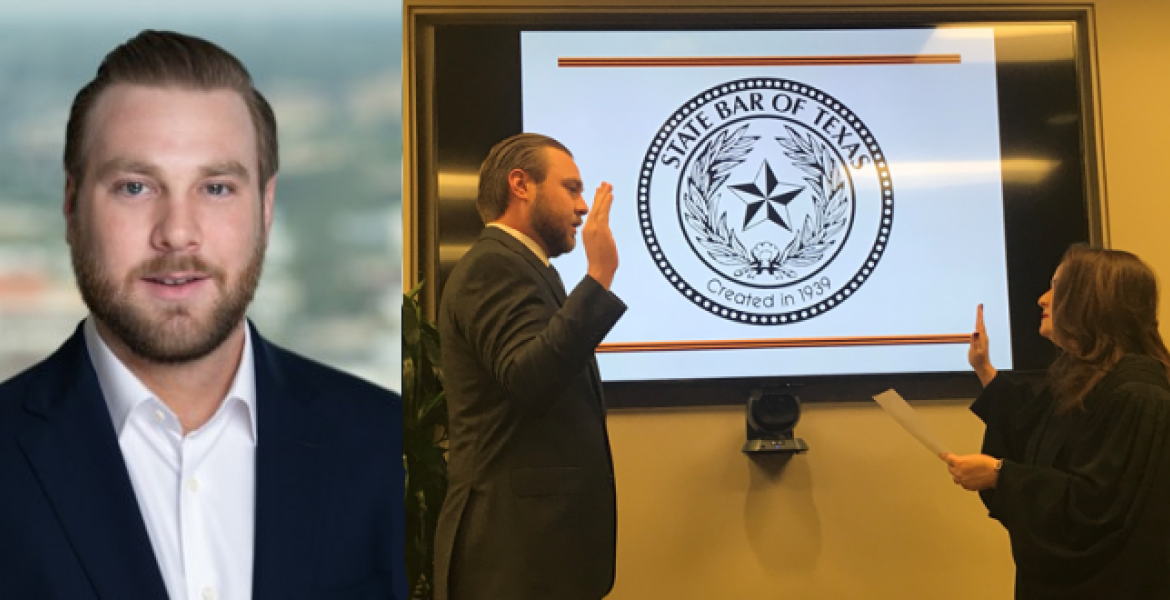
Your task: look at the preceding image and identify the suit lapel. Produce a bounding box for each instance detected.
[250,326,329,600]
[17,327,168,600]
[483,227,566,305]
[544,263,569,305]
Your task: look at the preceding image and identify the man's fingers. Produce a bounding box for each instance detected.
[596,182,613,208]
[591,182,614,224]
[592,182,612,205]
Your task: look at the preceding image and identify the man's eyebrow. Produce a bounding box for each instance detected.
[89,159,253,183]
[200,161,251,181]
[92,158,161,181]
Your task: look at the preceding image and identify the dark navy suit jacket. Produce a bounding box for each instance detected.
[0,322,404,599]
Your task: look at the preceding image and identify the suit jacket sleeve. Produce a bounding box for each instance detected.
[449,250,626,416]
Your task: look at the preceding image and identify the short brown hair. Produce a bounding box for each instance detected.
[64,30,278,195]
[1049,245,1170,412]
[476,133,571,223]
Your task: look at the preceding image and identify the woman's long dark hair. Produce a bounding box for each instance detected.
[1048,245,1170,413]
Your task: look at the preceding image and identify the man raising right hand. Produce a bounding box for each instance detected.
[435,133,626,600]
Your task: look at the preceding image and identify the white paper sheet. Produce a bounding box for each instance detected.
[873,389,950,458]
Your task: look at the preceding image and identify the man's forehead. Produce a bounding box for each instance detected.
[543,147,580,179]
[81,83,259,174]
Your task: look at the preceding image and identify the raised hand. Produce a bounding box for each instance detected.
[969,304,996,387]
[583,182,618,289]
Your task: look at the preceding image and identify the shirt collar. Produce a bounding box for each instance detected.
[488,222,549,266]
[83,317,259,443]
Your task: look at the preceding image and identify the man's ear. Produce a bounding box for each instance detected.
[63,174,78,219]
[507,168,534,206]
[261,175,276,236]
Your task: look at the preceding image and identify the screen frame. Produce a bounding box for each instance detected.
[404,6,1104,407]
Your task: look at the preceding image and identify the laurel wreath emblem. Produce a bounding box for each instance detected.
[680,124,758,272]
[681,123,851,281]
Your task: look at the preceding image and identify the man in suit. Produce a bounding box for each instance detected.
[435,133,627,600]
[0,31,404,599]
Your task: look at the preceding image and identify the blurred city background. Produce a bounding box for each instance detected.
[0,2,403,390]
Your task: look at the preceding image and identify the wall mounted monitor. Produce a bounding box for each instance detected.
[412,9,1099,406]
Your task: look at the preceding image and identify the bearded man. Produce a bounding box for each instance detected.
[434,133,626,600]
[0,30,404,600]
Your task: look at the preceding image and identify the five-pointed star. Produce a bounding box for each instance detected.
[729,161,803,232]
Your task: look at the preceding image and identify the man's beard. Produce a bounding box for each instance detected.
[68,223,265,365]
[530,188,576,258]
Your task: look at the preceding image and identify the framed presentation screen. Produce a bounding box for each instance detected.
[410,9,1101,406]
[525,28,1011,383]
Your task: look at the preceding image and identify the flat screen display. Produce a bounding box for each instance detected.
[522,28,1013,381]
[424,16,1094,403]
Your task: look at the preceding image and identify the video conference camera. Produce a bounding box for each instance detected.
[742,388,809,454]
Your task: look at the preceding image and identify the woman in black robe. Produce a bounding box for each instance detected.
[943,246,1170,599]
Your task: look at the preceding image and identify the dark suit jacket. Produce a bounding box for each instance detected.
[0,321,405,600]
[435,227,627,600]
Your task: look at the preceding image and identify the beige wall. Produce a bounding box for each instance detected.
[607,402,1012,599]
[404,1,1170,597]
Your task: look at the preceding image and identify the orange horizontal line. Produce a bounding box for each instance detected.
[557,54,961,68]
[597,333,971,353]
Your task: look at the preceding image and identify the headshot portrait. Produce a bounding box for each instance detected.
[0,4,404,599]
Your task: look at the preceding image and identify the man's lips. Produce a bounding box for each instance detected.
[143,272,209,286]
[140,272,211,299]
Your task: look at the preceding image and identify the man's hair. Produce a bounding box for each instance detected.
[63,30,278,196]
[1049,245,1170,412]
[476,133,571,223]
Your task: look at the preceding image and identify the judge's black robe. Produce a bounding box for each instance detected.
[972,355,1170,599]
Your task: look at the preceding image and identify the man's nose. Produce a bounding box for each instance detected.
[151,193,201,253]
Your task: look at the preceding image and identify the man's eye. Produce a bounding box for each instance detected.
[206,183,233,196]
[119,181,147,195]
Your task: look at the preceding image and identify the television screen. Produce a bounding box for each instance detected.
[421,14,1096,404]
[523,28,1013,381]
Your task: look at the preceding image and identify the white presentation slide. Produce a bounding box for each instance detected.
[521,28,1012,381]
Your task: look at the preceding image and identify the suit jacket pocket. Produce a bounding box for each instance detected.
[511,466,584,497]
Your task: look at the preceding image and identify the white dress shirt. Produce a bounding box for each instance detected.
[84,319,257,600]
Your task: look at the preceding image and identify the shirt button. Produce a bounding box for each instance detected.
[187,478,200,493]
[154,409,166,423]
[201,586,216,600]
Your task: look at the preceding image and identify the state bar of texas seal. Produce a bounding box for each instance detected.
[639,78,893,325]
